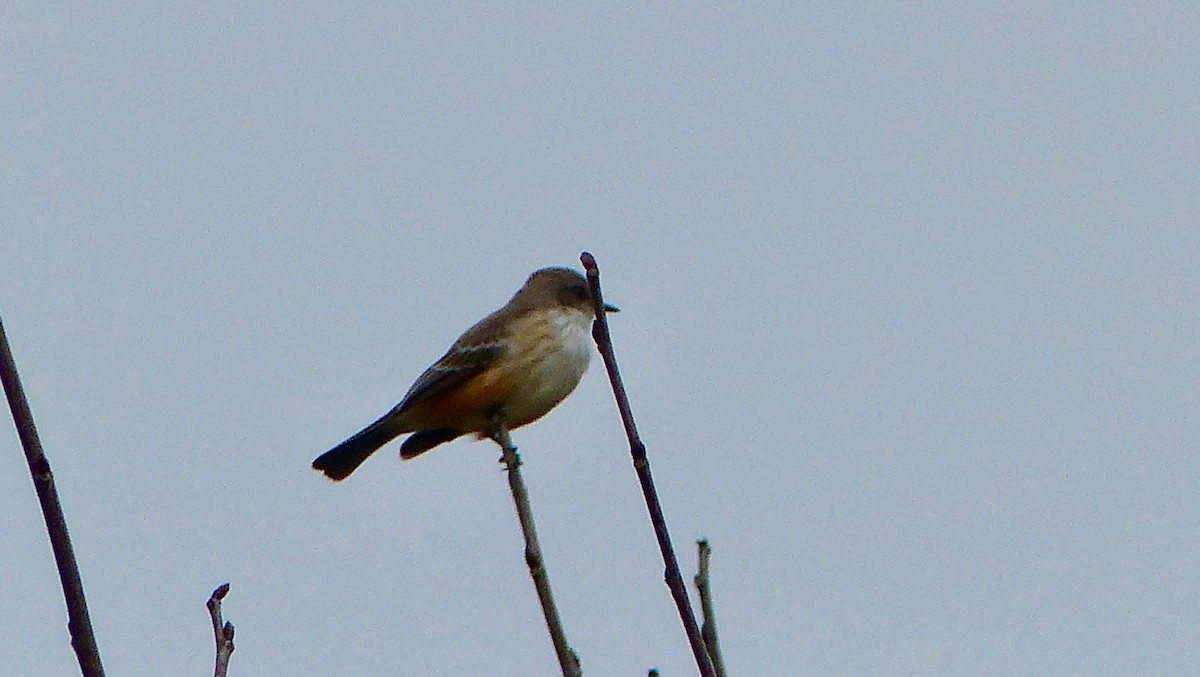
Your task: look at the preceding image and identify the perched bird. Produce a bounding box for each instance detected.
[312,267,618,481]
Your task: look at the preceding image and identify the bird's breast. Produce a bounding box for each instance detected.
[500,307,593,427]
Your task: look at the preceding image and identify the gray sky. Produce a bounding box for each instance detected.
[3,3,1197,675]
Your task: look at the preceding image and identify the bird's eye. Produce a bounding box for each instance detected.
[570,284,589,301]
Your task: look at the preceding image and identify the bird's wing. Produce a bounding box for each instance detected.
[392,341,507,415]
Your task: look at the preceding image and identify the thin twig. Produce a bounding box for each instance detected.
[206,583,235,677]
[579,252,716,677]
[0,314,106,677]
[488,411,582,677]
[694,540,727,677]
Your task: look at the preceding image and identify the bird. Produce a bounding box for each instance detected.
[312,267,618,481]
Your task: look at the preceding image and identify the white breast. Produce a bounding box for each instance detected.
[503,307,594,426]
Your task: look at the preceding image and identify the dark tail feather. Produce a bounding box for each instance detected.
[313,418,402,481]
[400,429,464,459]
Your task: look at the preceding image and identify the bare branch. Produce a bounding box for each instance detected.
[694,540,727,677]
[579,252,716,677]
[487,412,582,677]
[206,583,235,677]
[0,313,106,677]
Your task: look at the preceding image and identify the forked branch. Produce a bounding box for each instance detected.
[206,583,235,677]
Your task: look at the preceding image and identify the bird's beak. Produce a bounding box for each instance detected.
[603,303,620,313]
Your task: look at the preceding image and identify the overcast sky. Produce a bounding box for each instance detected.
[3,3,1198,675]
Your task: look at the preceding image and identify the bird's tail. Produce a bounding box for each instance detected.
[312,416,402,481]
